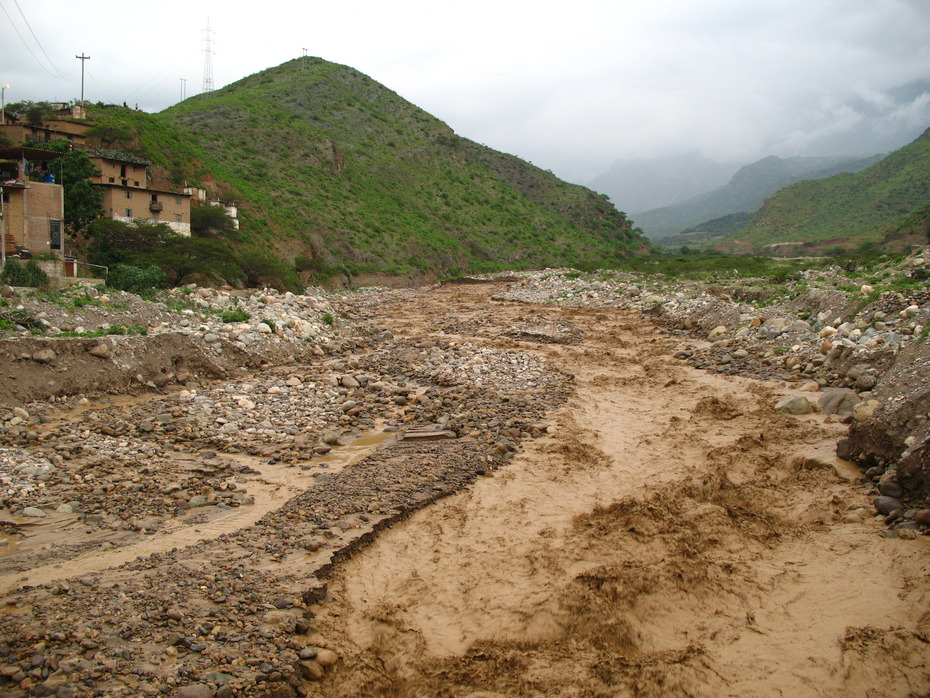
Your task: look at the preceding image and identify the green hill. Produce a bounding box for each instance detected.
[724,127,930,253]
[87,58,645,280]
[635,154,883,240]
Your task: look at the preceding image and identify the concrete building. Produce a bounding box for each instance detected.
[0,147,65,260]
[98,184,192,235]
[90,150,192,235]
[0,106,90,149]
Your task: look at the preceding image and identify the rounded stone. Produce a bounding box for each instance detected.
[873,496,905,516]
[774,395,813,415]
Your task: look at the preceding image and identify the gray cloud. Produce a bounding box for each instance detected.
[2,0,928,184]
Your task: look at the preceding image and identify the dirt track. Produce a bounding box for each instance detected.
[1,281,928,697]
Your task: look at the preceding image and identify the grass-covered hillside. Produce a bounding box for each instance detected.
[89,58,645,278]
[636,153,883,240]
[723,127,930,253]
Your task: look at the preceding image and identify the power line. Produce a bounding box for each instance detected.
[0,1,60,78]
[12,0,68,78]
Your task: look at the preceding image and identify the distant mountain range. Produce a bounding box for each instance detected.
[588,79,930,241]
[588,153,739,214]
[721,126,930,254]
[635,153,884,240]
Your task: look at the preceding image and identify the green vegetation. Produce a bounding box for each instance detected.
[637,154,883,240]
[85,58,646,278]
[0,308,44,331]
[219,308,250,323]
[4,100,57,126]
[1,259,50,287]
[37,141,104,235]
[84,219,301,291]
[53,324,148,338]
[106,263,169,296]
[729,128,930,252]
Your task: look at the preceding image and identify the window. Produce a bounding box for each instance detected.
[175,213,183,222]
[49,220,62,250]
[108,177,115,183]
[175,196,182,204]
[125,208,132,217]
[125,190,132,199]
[1,192,9,204]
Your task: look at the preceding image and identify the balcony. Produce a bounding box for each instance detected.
[149,201,163,212]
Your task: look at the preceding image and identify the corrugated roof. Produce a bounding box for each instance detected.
[0,146,66,160]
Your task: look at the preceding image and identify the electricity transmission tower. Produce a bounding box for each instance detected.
[202,20,214,93]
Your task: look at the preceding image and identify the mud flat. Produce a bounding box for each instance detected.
[0,279,927,697]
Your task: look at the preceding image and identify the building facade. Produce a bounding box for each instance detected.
[98,184,192,235]
[90,151,192,236]
[0,147,65,259]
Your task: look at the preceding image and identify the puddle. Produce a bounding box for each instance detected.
[0,533,22,555]
[313,430,394,472]
[802,441,863,481]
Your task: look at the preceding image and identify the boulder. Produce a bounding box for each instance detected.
[818,388,860,416]
[853,399,880,422]
[873,496,904,516]
[774,395,814,415]
[32,348,56,364]
[88,343,111,359]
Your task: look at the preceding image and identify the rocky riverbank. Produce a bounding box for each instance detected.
[0,251,926,696]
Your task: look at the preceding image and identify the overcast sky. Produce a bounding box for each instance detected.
[3,0,929,184]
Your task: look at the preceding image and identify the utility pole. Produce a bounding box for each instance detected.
[180,78,187,101]
[1,84,9,125]
[75,53,90,104]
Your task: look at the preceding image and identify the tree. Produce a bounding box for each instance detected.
[234,247,301,291]
[84,123,136,149]
[84,218,172,266]
[190,204,241,240]
[150,236,236,286]
[39,141,104,235]
[4,100,56,126]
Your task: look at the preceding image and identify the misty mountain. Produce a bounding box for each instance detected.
[588,80,930,226]
[789,79,930,158]
[587,153,739,214]
[721,126,930,254]
[633,153,884,240]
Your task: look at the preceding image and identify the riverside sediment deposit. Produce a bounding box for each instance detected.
[0,262,928,697]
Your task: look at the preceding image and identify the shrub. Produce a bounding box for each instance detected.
[220,308,250,323]
[107,263,169,295]
[1,259,50,287]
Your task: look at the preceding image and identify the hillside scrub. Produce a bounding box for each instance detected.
[87,58,646,277]
[729,127,930,252]
[83,218,301,291]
